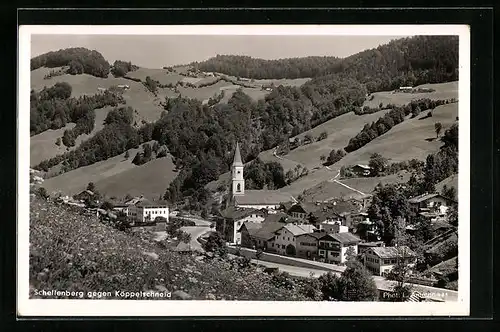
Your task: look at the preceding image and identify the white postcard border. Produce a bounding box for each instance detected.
[18,24,470,317]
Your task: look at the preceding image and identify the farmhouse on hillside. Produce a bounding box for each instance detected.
[351,164,372,177]
[408,192,456,217]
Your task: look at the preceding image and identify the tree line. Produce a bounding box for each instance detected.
[192,55,342,79]
[193,36,459,93]
[31,47,111,78]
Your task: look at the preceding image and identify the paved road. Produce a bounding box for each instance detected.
[174,215,212,227]
[254,260,457,302]
[254,260,333,279]
[179,226,211,252]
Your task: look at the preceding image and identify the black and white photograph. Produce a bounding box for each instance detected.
[18,25,470,316]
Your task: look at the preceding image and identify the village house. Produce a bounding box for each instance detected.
[286,201,354,227]
[357,241,386,255]
[127,199,169,224]
[319,220,349,234]
[73,190,99,205]
[272,224,317,256]
[217,207,267,244]
[295,232,326,259]
[408,193,456,217]
[364,246,418,277]
[112,203,131,215]
[317,232,362,264]
[351,164,372,177]
[354,219,381,241]
[239,221,284,251]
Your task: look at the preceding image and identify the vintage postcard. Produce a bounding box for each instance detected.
[18,24,470,316]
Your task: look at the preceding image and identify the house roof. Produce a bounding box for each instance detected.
[369,245,417,258]
[318,232,361,244]
[238,221,263,235]
[358,241,385,247]
[408,192,455,204]
[220,206,265,220]
[76,190,94,196]
[296,231,327,240]
[330,232,362,244]
[282,224,317,236]
[263,212,288,224]
[232,142,243,166]
[135,199,169,208]
[354,164,371,170]
[252,222,284,241]
[234,190,294,205]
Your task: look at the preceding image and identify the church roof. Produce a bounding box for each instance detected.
[234,190,294,205]
[232,142,243,166]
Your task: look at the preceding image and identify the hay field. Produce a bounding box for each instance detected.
[283,109,392,170]
[363,81,458,108]
[279,102,458,197]
[30,106,114,166]
[334,103,458,168]
[42,145,177,198]
[94,156,177,200]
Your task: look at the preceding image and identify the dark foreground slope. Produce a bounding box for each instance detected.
[29,198,307,300]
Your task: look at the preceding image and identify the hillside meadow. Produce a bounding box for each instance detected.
[41,142,178,199]
[30,106,115,166]
[362,81,458,108]
[278,102,458,198]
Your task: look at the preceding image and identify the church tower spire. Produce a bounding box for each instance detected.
[231,142,245,197]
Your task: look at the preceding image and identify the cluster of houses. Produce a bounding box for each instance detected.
[213,143,458,278]
[215,199,419,276]
[53,189,170,226]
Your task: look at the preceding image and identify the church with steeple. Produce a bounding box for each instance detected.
[227,142,295,211]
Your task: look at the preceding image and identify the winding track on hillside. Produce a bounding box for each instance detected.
[274,148,368,198]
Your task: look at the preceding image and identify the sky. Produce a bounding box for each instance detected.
[31,34,408,69]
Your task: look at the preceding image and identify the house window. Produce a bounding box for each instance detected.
[237,183,241,192]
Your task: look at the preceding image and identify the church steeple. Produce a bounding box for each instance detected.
[231,142,245,197]
[232,142,243,166]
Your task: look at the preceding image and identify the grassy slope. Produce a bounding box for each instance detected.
[41,141,178,199]
[301,171,413,202]
[435,174,459,193]
[363,81,458,108]
[94,157,177,200]
[30,106,115,167]
[279,102,458,197]
[29,198,307,301]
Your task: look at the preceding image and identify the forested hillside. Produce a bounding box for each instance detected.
[31,47,111,78]
[192,55,341,79]
[194,36,459,92]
